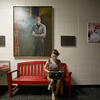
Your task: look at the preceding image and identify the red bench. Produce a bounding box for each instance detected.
[8,61,72,97]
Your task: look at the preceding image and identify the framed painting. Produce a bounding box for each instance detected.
[88,23,100,43]
[13,6,53,58]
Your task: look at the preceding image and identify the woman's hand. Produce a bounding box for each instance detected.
[58,70,63,73]
[47,70,50,73]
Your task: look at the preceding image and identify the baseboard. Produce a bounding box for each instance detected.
[0,84,100,88]
[71,85,100,88]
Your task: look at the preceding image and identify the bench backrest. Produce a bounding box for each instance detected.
[17,61,67,77]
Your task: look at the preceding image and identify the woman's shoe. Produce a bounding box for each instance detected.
[48,84,51,90]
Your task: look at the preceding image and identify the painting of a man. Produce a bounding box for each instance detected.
[32,16,46,56]
[13,6,53,58]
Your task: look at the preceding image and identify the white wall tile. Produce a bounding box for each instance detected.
[0,0,100,85]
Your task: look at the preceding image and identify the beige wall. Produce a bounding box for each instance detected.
[0,0,100,85]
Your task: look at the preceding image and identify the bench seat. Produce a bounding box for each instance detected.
[12,76,48,84]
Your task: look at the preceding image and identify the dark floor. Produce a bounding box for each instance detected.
[0,85,100,100]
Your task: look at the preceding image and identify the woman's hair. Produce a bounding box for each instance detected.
[52,49,60,56]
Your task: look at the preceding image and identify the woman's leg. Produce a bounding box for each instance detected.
[50,79,55,100]
[48,79,52,90]
[55,79,61,96]
[60,79,64,95]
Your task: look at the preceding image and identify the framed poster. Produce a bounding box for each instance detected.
[88,23,100,43]
[13,6,53,58]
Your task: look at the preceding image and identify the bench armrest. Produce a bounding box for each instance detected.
[8,70,19,82]
[65,70,72,79]
[8,70,18,74]
[67,72,72,76]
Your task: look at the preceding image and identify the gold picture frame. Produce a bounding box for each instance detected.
[13,6,54,59]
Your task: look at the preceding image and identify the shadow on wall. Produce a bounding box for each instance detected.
[66,64,78,85]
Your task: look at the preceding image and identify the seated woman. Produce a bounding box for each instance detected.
[44,49,64,100]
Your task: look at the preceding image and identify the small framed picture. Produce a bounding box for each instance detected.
[0,61,10,71]
[88,23,100,43]
[0,36,5,47]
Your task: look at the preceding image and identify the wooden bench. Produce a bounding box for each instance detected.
[8,61,72,97]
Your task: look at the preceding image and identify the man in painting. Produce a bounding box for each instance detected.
[32,16,46,56]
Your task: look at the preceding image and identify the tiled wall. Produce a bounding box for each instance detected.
[0,0,100,85]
